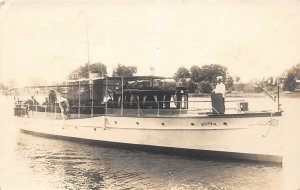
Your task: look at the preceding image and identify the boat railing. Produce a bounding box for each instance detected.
[14,103,107,119]
[14,99,254,119]
[105,100,247,117]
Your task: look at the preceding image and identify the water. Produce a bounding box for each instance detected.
[0,95,299,190]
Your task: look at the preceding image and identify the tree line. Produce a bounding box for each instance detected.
[67,63,137,80]
[67,63,233,93]
[173,64,235,93]
[2,62,300,94]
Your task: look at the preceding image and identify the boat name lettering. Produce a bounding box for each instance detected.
[201,122,217,126]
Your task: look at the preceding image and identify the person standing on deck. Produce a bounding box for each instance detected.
[48,89,69,119]
[211,76,226,114]
[57,95,69,120]
[48,90,57,112]
[214,76,226,97]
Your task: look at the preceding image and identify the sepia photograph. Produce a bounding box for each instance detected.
[0,0,300,189]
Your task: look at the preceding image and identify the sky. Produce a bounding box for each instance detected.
[1,0,300,86]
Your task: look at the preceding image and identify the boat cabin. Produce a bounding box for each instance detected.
[13,76,189,118]
[105,76,188,110]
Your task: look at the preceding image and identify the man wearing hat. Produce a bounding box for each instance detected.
[211,76,226,114]
[214,76,226,97]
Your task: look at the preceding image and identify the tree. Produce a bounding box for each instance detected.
[112,64,137,77]
[233,83,245,92]
[288,63,300,79]
[190,65,203,83]
[198,81,213,93]
[174,67,190,82]
[282,63,300,91]
[186,80,197,93]
[226,76,234,90]
[68,62,107,80]
[175,64,231,93]
[190,64,227,84]
[243,83,263,93]
[283,73,296,91]
[201,64,227,84]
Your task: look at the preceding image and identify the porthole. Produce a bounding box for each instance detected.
[223,122,227,125]
[114,121,117,124]
[161,122,165,126]
[191,122,195,126]
[94,128,97,131]
[136,122,139,125]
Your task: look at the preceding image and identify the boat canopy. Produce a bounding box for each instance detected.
[104,76,171,81]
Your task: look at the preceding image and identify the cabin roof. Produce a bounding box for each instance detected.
[66,76,170,82]
[13,76,173,89]
[105,76,171,80]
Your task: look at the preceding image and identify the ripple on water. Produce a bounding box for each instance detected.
[10,131,284,190]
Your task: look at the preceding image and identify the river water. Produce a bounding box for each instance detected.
[0,95,300,190]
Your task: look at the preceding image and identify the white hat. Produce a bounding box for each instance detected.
[217,76,223,80]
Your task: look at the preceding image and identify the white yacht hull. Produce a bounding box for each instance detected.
[14,114,283,163]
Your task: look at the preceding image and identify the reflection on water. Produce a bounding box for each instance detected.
[0,96,300,190]
[4,133,283,190]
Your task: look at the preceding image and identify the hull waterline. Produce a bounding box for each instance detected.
[14,114,283,163]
